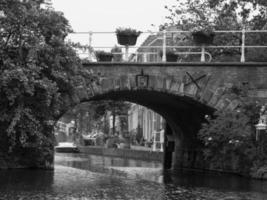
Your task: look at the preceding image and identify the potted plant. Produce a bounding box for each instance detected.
[191,23,215,46]
[115,27,141,46]
[159,49,179,62]
[95,50,113,62]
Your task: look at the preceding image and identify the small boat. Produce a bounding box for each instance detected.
[55,142,79,153]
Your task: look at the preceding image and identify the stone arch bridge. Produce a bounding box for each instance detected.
[68,62,267,170]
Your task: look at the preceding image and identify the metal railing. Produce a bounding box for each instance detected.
[68,30,267,63]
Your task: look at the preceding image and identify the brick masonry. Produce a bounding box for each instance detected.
[81,62,267,110]
[78,62,267,171]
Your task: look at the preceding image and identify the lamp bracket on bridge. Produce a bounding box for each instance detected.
[136,69,149,88]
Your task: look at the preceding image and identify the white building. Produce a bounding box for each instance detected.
[128,104,165,151]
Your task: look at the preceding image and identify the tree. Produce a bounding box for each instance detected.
[83,100,130,136]
[61,100,130,138]
[163,0,267,62]
[198,85,266,174]
[62,101,109,137]
[208,0,267,61]
[198,110,256,172]
[103,101,129,135]
[0,0,92,168]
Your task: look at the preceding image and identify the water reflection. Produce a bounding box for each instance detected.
[54,153,267,199]
[163,170,267,193]
[56,153,161,168]
[0,153,266,200]
[0,169,54,190]
[55,153,163,182]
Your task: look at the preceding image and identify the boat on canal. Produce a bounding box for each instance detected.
[55,142,80,153]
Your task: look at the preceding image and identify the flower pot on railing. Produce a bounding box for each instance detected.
[192,30,215,46]
[166,53,179,62]
[160,50,179,62]
[117,34,139,46]
[115,28,141,46]
[95,51,113,62]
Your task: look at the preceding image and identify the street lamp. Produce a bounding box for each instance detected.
[255,105,267,141]
[0,11,4,18]
[255,112,267,155]
[255,120,267,141]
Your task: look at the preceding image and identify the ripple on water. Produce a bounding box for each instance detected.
[0,156,267,199]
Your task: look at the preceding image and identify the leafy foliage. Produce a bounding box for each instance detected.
[163,0,267,62]
[199,110,254,171]
[63,100,130,138]
[198,95,266,173]
[0,0,92,167]
[115,27,141,36]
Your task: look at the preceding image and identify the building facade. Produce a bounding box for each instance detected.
[128,104,165,151]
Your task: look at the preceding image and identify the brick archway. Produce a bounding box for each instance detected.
[72,89,214,169]
[71,62,265,114]
[59,62,267,169]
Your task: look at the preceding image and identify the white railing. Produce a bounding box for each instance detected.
[152,130,164,152]
[68,30,267,63]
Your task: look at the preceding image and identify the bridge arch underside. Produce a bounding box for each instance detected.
[85,89,214,170]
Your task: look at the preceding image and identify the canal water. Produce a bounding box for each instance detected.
[0,153,267,200]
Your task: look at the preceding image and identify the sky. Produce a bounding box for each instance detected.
[50,0,176,51]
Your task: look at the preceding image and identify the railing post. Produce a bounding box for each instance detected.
[88,31,93,61]
[162,30,166,62]
[143,53,147,63]
[201,45,205,62]
[241,28,245,62]
[125,45,129,61]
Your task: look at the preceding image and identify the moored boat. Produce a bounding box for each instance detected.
[55,142,79,153]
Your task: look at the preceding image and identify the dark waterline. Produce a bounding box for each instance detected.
[0,153,266,200]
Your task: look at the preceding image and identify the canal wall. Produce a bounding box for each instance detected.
[79,146,163,162]
[178,150,267,180]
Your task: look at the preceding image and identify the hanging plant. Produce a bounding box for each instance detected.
[115,27,141,46]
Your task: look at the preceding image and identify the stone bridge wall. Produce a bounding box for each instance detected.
[78,62,267,111]
[71,62,267,171]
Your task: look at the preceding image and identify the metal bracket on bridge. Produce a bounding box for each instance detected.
[184,72,207,90]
